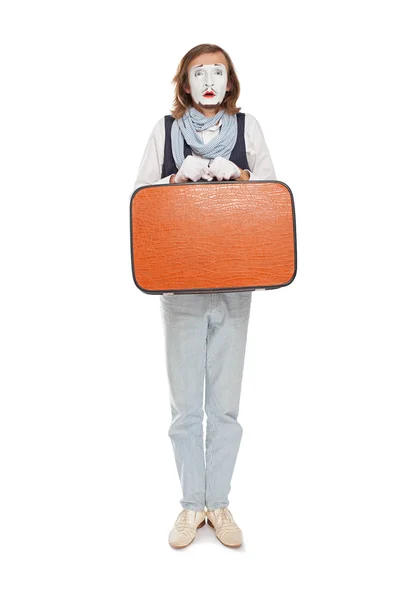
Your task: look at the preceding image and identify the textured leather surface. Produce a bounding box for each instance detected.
[130,181,296,294]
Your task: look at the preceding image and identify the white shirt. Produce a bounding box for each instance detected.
[133,113,276,192]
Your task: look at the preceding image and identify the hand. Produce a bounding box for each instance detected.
[175,155,213,183]
[208,156,241,181]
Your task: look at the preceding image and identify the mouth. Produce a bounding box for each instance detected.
[203,90,216,98]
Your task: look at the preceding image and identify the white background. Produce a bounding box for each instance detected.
[1,0,399,598]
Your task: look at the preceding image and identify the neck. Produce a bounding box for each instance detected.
[192,100,219,118]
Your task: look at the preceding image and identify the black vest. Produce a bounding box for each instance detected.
[160,112,250,180]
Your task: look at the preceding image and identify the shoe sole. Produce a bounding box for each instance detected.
[169,519,206,549]
[206,518,242,548]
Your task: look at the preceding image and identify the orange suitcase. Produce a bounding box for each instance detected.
[130,180,297,295]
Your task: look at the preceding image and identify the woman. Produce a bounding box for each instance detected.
[133,43,276,549]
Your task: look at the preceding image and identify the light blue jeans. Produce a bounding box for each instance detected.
[159,291,252,511]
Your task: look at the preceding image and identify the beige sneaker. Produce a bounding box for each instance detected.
[206,507,243,547]
[168,509,206,548]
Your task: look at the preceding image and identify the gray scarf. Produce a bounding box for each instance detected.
[171,107,237,169]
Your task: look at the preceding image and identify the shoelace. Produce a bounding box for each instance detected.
[175,510,195,532]
[215,508,238,532]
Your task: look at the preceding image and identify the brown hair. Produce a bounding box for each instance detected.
[170,44,241,120]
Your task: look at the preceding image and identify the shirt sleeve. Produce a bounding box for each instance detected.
[244,114,276,180]
[132,117,173,193]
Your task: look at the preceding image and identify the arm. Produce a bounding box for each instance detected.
[132,118,174,193]
[244,114,276,181]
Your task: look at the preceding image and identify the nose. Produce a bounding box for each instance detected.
[205,70,213,88]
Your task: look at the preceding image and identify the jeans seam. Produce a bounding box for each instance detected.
[205,319,215,507]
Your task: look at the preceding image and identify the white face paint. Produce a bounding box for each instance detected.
[188,63,228,107]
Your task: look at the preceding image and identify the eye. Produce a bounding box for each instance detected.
[194,70,204,77]
[214,69,223,75]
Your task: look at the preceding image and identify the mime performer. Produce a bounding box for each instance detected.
[133,43,276,549]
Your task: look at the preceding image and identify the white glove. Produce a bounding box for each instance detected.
[208,156,241,181]
[175,155,213,183]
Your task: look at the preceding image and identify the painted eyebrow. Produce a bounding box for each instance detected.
[191,63,225,68]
